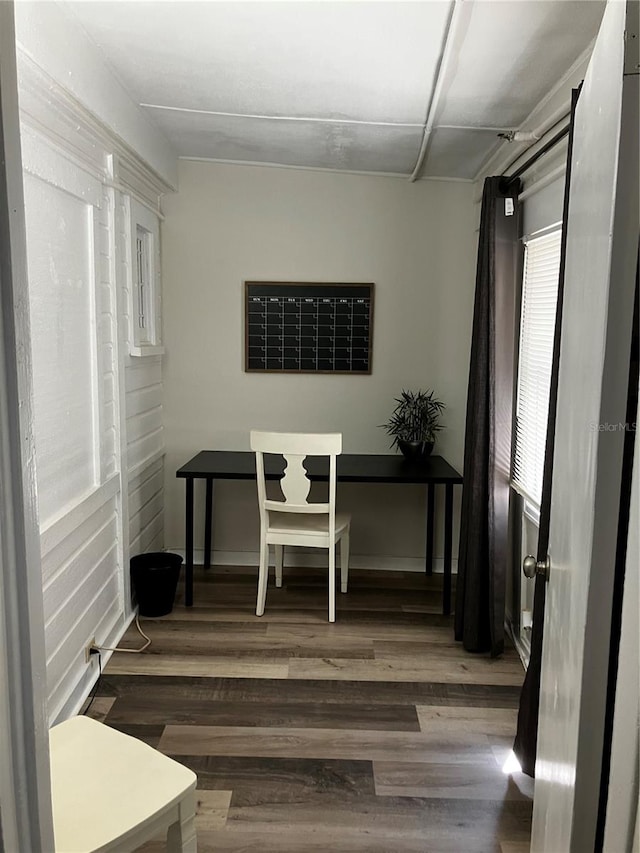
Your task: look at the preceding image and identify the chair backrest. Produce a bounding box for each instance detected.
[250,431,342,526]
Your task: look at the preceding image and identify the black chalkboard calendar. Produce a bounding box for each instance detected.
[245,282,374,374]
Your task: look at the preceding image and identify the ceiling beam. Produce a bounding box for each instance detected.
[140,103,423,130]
[409,0,467,183]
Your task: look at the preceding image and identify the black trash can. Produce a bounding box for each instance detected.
[130,552,183,617]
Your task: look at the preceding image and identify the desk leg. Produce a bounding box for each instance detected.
[185,478,194,607]
[443,483,453,616]
[425,483,435,575]
[204,479,214,569]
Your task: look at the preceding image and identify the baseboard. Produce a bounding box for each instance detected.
[171,547,458,575]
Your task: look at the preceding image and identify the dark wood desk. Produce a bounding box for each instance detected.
[176,451,463,614]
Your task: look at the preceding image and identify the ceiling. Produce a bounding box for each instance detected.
[63,0,606,181]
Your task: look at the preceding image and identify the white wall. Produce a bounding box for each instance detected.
[15,5,175,722]
[22,118,126,723]
[162,161,477,569]
[14,0,177,189]
[115,194,166,561]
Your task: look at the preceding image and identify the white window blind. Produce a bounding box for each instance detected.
[135,224,151,345]
[512,229,562,507]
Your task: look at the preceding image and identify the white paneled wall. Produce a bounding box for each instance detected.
[18,54,172,723]
[25,171,100,525]
[115,190,166,562]
[98,186,120,485]
[125,356,165,554]
[23,130,125,723]
[125,360,164,477]
[129,458,165,557]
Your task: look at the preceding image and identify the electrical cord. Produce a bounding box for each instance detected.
[95,614,152,654]
[81,650,102,717]
[81,614,149,717]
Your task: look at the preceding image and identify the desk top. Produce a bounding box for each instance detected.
[176,450,462,484]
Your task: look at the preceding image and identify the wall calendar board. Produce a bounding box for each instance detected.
[245,282,374,374]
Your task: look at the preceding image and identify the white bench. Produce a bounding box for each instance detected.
[49,715,197,852]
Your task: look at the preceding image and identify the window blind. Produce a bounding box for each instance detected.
[512,229,562,507]
[135,224,151,345]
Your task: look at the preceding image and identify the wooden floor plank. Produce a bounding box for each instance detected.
[97,674,522,708]
[373,640,523,665]
[135,619,270,635]
[179,566,451,591]
[152,605,454,628]
[172,755,376,801]
[107,695,421,731]
[119,620,375,660]
[194,789,233,830]
[416,705,519,736]
[105,656,289,678]
[372,760,532,801]
[220,797,532,845]
[108,651,522,683]
[158,725,496,764]
[500,842,533,853]
[266,622,457,643]
[287,657,524,685]
[106,722,165,748]
[85,696,115,723]
[138,826,511,853]
[186,583,445,614]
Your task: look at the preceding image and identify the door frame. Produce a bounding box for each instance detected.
[0,3,54,849]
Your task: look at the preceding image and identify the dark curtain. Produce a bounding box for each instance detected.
[513,88,581,777]
[455,176,521,658]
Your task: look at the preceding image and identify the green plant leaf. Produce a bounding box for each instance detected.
[380,388,446,444]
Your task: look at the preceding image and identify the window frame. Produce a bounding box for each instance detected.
[511,224,562,514]
[128,197,164,357]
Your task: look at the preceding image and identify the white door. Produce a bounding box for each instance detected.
[532,1,639,851]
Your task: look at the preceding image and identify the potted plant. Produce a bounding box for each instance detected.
[381,389,445,461]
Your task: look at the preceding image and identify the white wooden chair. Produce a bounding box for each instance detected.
[250,430,351,622]
[49,715,197,852]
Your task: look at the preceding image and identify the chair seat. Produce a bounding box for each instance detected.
[50,715,196,852]
[267,510,351,537]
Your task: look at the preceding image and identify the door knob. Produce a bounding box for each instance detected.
[523,554,550,581]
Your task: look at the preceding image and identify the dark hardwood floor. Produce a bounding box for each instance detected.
[92,566,532,852]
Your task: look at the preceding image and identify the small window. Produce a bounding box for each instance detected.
[128,199,163,357]
[512,228,562,509]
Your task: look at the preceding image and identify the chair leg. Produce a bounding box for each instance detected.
[275,544,284,588]
[340,528,350,593]
[328,543,336,623]
[256,538,269,616]
[166,789,197,852]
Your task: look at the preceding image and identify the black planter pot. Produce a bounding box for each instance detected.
[397,439,434,461]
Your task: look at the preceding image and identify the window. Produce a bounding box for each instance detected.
[128,198,163,356]
[512,228,562,509]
